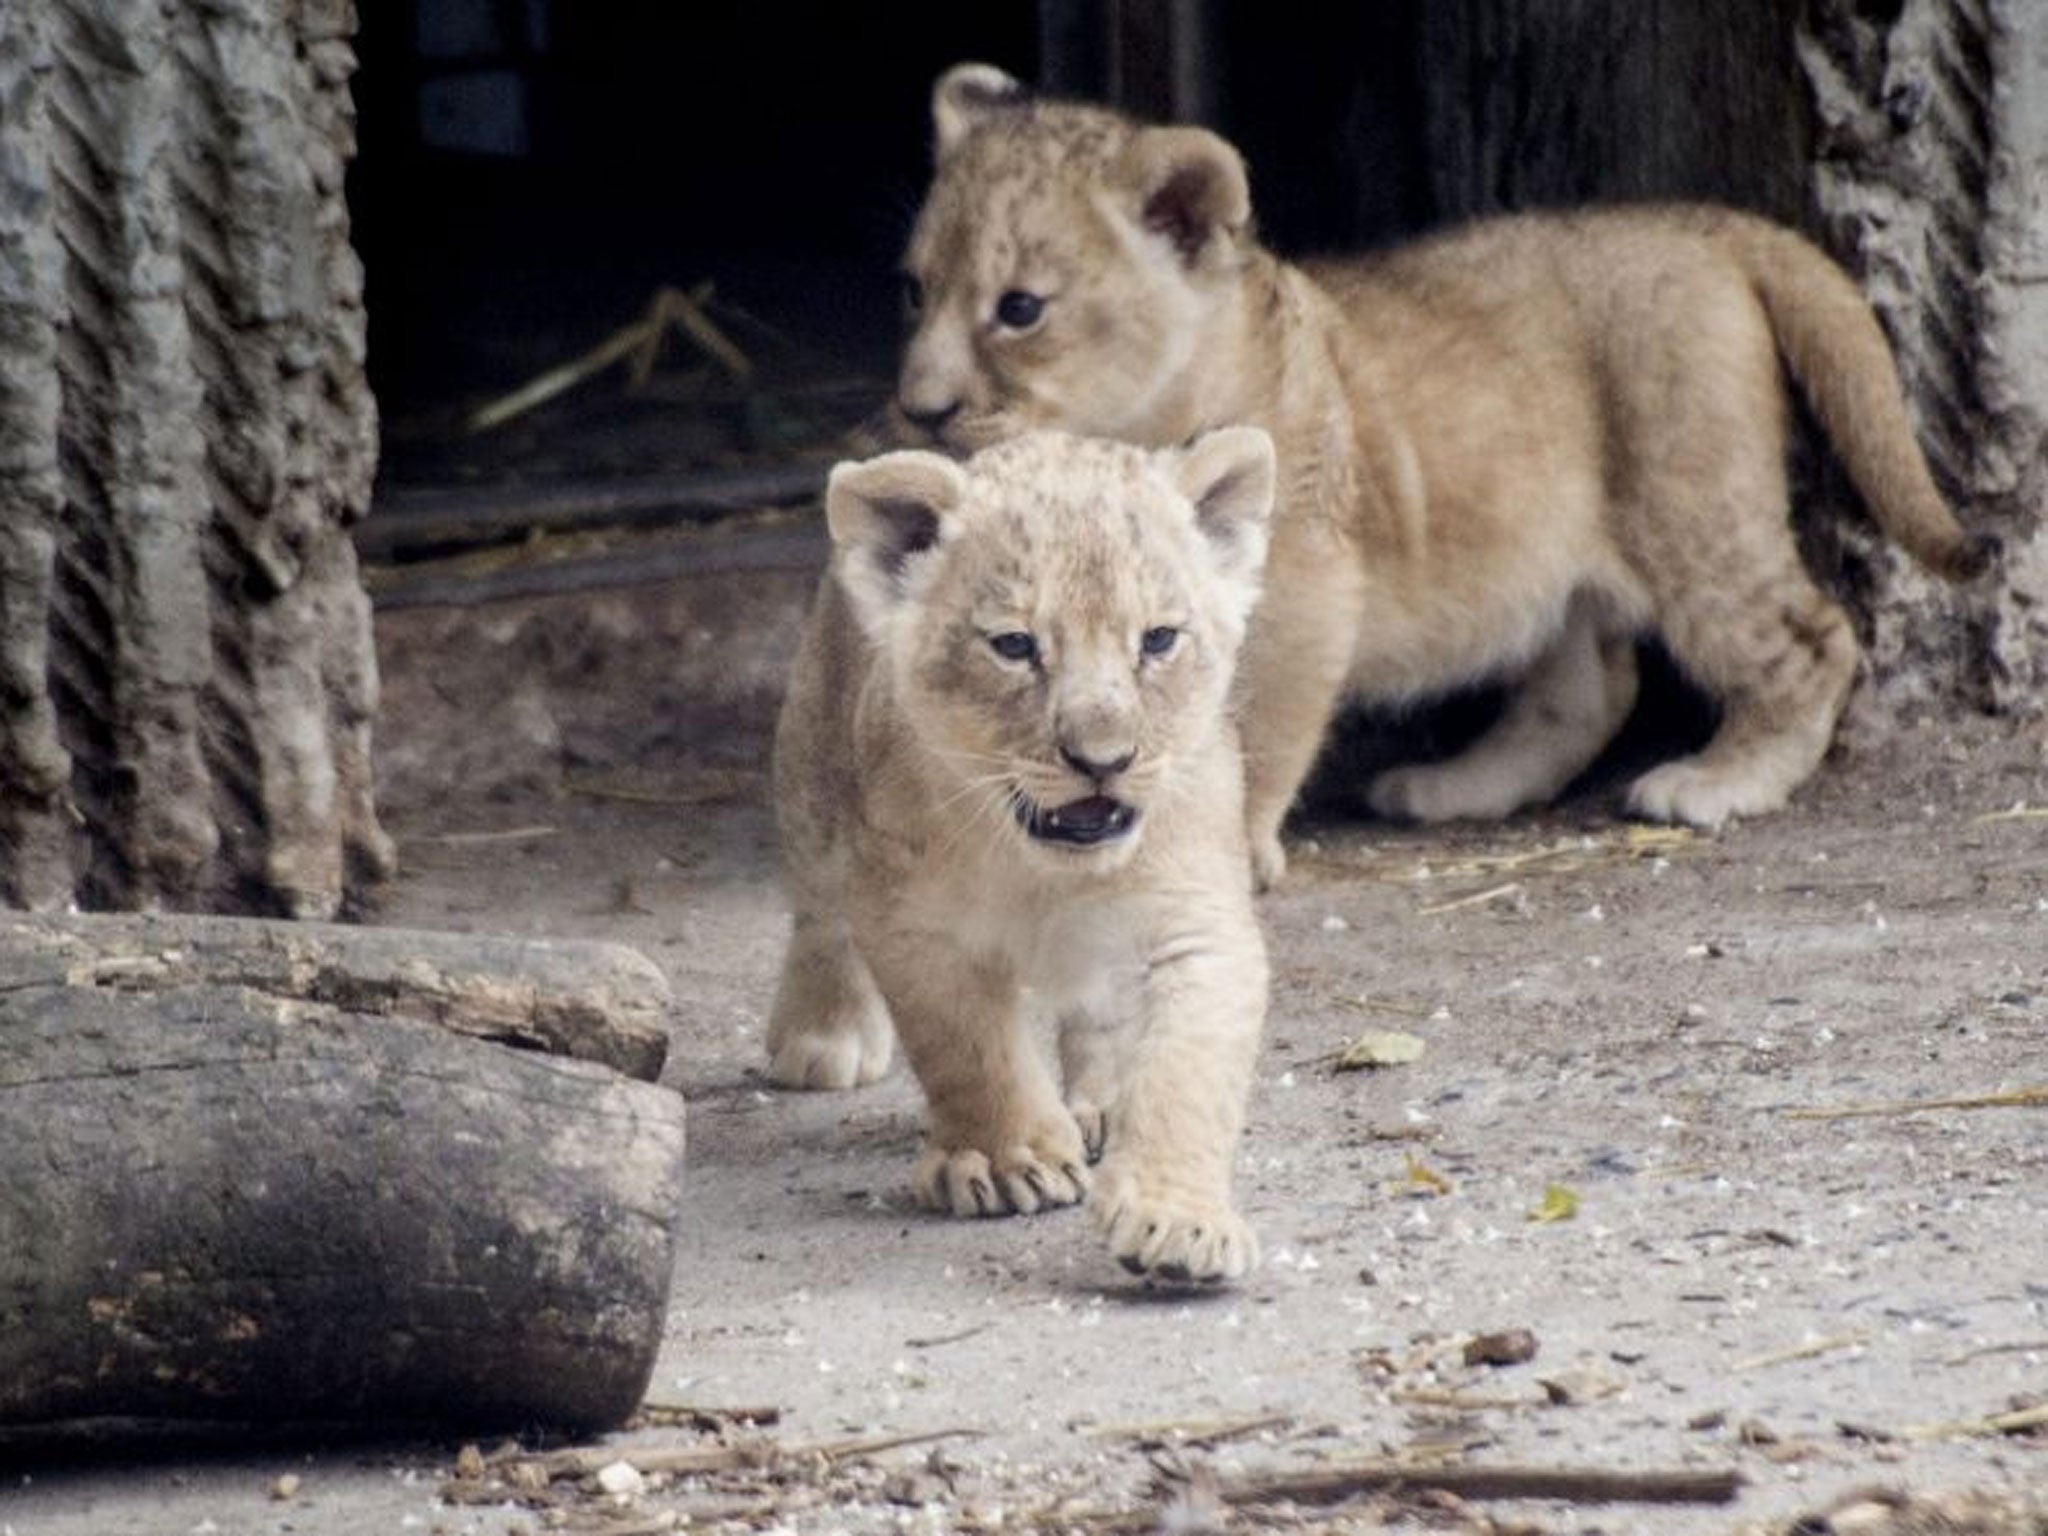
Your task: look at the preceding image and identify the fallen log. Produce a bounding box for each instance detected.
[0,977,686,1433]
[0,912,673,1081]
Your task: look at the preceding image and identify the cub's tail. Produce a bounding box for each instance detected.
[1717,211,1998,582]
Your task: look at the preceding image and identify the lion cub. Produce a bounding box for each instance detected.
[771,428,1276,1282]
[895,65,1996,888]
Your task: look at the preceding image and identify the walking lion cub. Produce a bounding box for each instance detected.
[771,428,1277,1281]
[894,64,1996,889]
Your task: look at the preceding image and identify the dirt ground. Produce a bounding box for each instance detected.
[9,617,2048,1533]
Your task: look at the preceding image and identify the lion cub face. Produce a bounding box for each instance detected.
[896,65,1252,451]
[828,429,1274,871]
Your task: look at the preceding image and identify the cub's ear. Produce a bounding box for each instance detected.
[827,451,968,637]
[1117,126,1251,265]
[932,62,1028,157]
[1172,426,1274,604]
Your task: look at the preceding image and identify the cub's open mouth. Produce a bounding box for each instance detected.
[1013,793,1139,847]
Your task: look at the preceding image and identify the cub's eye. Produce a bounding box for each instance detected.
[901,273,926,318]
[988,631,1039,665]
[994,289,1044,330]
[1140,626,1181,660]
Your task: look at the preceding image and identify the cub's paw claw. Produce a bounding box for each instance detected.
[1093,1163,1258,1284]
[915,1135,1090,1218]
[767,1025,893,1091]
[1068,1100,1109,1164]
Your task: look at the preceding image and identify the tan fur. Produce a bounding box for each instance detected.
[769,428,1277,1282]
[897,66,1995,887]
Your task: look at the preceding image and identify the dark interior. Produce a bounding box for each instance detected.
[345,3,1447,488]
[345,1,1748,778]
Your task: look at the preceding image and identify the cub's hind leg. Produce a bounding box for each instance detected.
[1628,575,1855,828]
[1369,594,1640,823]
[1606,245,1858,830]
[1237,528,1368,888]
[1624,486,1857,829]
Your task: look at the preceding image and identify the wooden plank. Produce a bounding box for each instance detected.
[353,463,829,562]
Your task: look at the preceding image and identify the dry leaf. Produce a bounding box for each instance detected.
[1395,1151,1455,1197]
[1528,1183,1580,1223]
[1337,1029,1427,1071]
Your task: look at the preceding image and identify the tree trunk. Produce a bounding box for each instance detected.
[0,973,686,1433]
[0,0,389,916]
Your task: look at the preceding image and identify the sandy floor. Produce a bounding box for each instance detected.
[9,707,2047,1534]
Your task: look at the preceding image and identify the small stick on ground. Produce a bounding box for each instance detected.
[1902,1403,2048,1441]
[1087,1412,1297,1449]
[1339,993,1437,1020]
[1388,1385,1540,1411]
[467,310,665,433]
[1417,881,1525,916]
[1220,1460,1743,1507]
[493,1427,982,1484]
[1783,1084,2048,1120]
[632,1401,784,1430]
[1734,1331,1869,1371]
[466,283,752,433]
[660,285,754,383]
[1944,1339,2048,1367]
[411,824,559,847]
[564,770,761,807]
[1972,803,2048,823]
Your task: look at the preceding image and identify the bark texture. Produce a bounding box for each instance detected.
[1799,0,2048,711]
[0,974,686,1432]
[0,911,675,1080]
[0,0,389,916]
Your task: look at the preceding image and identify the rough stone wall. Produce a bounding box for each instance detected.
[1801,0,2048,712]
[1797,0,2005,713]
[0,0,390,915]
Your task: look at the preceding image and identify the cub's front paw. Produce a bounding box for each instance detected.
[915,1123,1090,1218]
[1092,1161,1258,1284]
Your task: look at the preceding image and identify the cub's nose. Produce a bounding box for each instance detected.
[1060,744,1136,783]
[897,398,961,438]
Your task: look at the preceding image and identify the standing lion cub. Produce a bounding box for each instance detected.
[894,64,1996,889]
[771,428,1276,1282]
